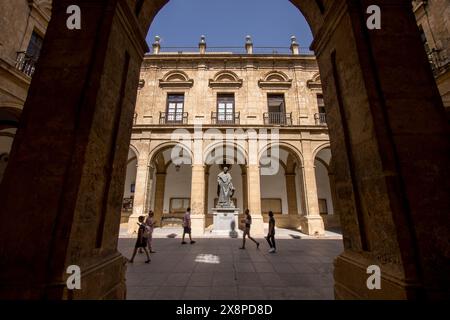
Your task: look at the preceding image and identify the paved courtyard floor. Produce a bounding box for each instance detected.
[118,226,343,300]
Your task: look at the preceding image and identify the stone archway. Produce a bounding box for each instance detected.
[0,0,448,300]
[203,141,249,231]
[259,142,322,234]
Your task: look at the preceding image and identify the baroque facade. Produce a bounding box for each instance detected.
[124,36,336,236]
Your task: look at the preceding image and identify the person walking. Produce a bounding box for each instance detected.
[129,216,151,263]
[240,209,260,249]
[181,207,196,244]
[265,211,276,253]
[145,210,156,253]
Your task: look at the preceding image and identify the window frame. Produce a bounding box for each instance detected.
[216,93,235,122]
[166,93,185,122]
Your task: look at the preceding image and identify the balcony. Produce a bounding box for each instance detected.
[263,112,292,126]
[314,113,327,125]
[427,49,449,75]
[211,112,240,125]
[15,52,37,77]
[159,112,188,125]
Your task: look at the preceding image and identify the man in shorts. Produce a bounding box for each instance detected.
[181,207,196,244]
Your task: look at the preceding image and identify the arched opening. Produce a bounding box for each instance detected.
[259,144,307,230]
[203,142,248,230]
[0,0,448,301]
[126,142,193,234]
[314,147,340,233]
[121,148,138,225]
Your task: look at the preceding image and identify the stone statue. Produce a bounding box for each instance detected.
[217,166,235,208]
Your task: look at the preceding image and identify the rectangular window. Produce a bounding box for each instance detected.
[267,94,285,113]
[166,94,184,123]
[170,198,191,213]
[267,94,286,124]
[26,31,44,61]
[261,198,282,215]
[317,94,326,114]
[217,94,235,122]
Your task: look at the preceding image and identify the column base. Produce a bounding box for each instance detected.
[300,215,325,236]
[0,253,127,299]
[191,215,205,236]
[334,252,423,300]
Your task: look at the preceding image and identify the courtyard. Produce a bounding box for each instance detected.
[118,227,343,300]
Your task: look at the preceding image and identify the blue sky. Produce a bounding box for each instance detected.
[146,0,313,53]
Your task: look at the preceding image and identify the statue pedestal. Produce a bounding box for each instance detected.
[211,207,239,238]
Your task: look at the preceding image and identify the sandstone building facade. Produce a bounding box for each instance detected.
[124,36,336,236]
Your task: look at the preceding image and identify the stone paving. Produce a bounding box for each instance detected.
[118,226,343,300]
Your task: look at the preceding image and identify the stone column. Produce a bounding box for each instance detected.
[204,170,209,225]
[0,0,148,299]
[311,0,450,300]
[190,164,205,235]
[300,142,325,236]
[153,172,166,225]
[241,170,248,211]
[328,159,339,219]
[285,173,299,215]
[144,167,155,214]
[127,157,151,234]
[246,165,264,236]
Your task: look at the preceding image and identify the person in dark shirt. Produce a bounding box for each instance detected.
[129,216,151,263]
[265,211,276,253]
[240,209,260,249]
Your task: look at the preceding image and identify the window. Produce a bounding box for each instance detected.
[266,94,286,125]
[318,199,328,214]
[317,94,326,114]
[26,31,44,61]
[170,198,190,213]
[267,94,285,113]
[261,198,282,215]
[217,94,235,122]
[166,94,184,122]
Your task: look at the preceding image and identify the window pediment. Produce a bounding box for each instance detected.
[258,71,292,89]
[307,72,322,91]
[209,71,243,88]
[159,70,194,88]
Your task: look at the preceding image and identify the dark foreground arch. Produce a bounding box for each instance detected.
[0,0,448,300]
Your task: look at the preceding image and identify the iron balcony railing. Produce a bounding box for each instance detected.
[211,111,240,125]
[159,112,188,125]
[314,113,327,125]
[15,52,37,77]
[427,49,449,74]
[263,112,292,126]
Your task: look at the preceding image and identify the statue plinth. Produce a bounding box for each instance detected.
[211,207,239,238]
